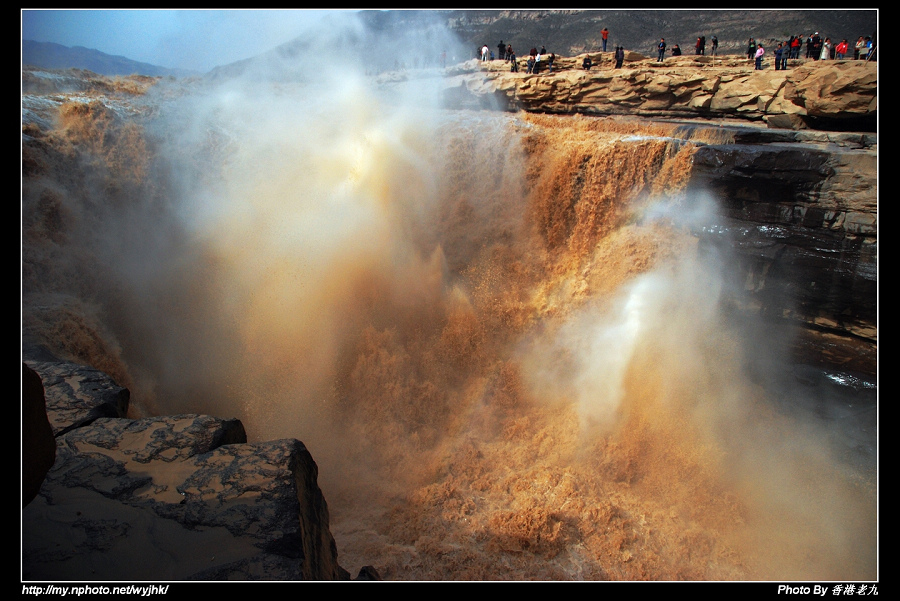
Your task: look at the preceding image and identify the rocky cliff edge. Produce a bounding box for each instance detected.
[22,354,353,581]
[442,53,876,130]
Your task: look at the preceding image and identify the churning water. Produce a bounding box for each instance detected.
[22,55,876,580]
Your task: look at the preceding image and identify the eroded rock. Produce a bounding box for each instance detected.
[453,55,876,130]
[22,356,348,581]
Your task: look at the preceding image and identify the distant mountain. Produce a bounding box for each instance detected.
[22,40,199,78]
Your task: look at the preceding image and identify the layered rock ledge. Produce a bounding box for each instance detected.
[687,125,876,374]
[442,54,876,131]
[22,354,349,581]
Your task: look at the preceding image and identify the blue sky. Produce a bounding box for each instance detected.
[21,9,346,73]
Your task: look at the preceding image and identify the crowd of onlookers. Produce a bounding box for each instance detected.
[478,29,875,74]
[745,33,875,70]
[477,38,627,72]
[481,42,559,73]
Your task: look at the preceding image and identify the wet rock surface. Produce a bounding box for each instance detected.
[688,126,876,375]
[22,351,348,581]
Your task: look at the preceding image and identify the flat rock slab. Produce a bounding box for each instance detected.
[24,359,129,436]
[23,358,345,581]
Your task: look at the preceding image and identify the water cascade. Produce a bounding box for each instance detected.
[21,60,876,580]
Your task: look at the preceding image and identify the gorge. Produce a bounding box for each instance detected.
[22,40,877,581]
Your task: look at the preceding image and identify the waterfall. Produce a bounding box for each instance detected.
[21,63,876,580]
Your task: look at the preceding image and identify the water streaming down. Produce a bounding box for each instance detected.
[22,60,876,580]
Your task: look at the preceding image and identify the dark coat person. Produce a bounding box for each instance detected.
[774,43,784,70]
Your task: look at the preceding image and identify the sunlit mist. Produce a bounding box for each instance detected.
[22,13,876,581]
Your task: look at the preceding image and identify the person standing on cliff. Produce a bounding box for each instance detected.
[498,41,506,60]
[774,42,784,70]
[754,43,765,70]
[711,35,719,56]
[811,32,822,59]
[819,37,832,60]
[835,39,848,60]
[747,38,757,60]
[509,49,518,72]
[615,45,625,68]
[601,27,609,52]
[854,36,865,59]
[657,38,667,61]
